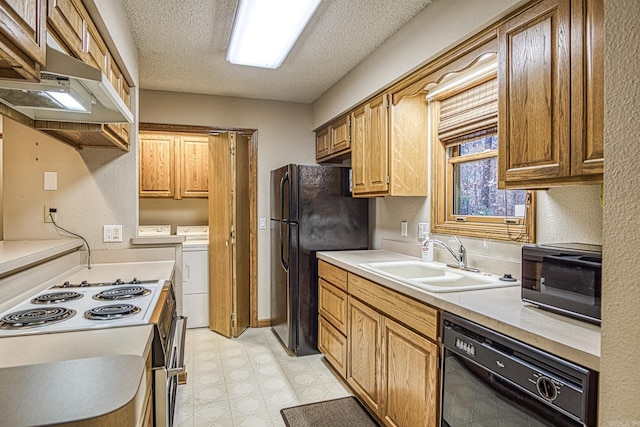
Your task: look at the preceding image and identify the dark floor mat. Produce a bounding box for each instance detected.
[280,396,380,427]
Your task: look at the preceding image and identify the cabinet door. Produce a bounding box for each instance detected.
[498,0,571,187]
[381,318,439,427]
[318,316,347,378]
[139,134,175,197]
[367,94,390,194]
[351,105,367,195]
[319,279,347,334]
[388,93,428,196]
[315,126,330,159]
[570,0,604,176]
[330,115,350,153]
[180,136,209,198]
[348,297,383,415]
[0,0,46,80]
[84,19,108,73]
[46,0,85,59]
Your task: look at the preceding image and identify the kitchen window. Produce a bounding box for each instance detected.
[429,65,535,242]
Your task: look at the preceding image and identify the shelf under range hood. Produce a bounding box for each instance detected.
[0,47,133,124]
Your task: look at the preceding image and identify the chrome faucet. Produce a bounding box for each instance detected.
[422,236,478,272]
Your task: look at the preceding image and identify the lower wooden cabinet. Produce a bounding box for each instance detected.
[318,316,348,378]
[381,317,439,427]
[318,261,440,427]
[347,297,383,415]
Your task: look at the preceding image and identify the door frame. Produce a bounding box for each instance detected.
[139,122,260,327]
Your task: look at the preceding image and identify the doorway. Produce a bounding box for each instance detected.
[138,123,259,329]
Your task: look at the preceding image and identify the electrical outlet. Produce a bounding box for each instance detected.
[44,206,57,223]
[103,225,123,242]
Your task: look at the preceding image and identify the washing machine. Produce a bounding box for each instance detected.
[176,225,209,328]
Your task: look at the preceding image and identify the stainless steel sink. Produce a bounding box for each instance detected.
[358,260,519,293]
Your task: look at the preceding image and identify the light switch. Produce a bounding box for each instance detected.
[259,217,267,229]
[103,225,123,242]
[44,172,57,191]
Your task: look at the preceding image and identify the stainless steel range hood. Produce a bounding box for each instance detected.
[0,47,133,124]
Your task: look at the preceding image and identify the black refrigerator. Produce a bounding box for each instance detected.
[270,164,369,355]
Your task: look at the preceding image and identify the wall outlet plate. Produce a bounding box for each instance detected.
[103,225,123,242]
[44,206,57,223]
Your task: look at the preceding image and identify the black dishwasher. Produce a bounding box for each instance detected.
[441,312,598,427]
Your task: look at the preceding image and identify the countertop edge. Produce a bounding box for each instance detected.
[1,354,146,426]
[131,236,186,245]
[0,239,84,277]
[317,250,601,372]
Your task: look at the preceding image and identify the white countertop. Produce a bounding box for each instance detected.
[64,259,176,283]
[318,249,601,371]
[0,325,154,368]
[0,354,147,426]
[0,239,83,277]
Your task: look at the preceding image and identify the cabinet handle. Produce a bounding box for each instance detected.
[185,265,191,280]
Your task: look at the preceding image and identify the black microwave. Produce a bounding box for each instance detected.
[521,243,602,324]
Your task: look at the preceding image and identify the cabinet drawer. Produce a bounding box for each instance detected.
[318,316,347,378]
[319,279,347,334]
[318,260,347,291]
[348,273,439,341]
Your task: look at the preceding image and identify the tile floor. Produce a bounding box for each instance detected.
[176,327,352,426]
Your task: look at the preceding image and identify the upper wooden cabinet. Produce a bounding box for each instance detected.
[180,135,209,197]
[46,0,132,149]
[351,91,428,197]
[139,133,175,198]
[46,0,84,59]
[46,0,107,73]
[498,0,603,189]
[139,132,209,199]
[0,0,47,81]
[316,115,351,161]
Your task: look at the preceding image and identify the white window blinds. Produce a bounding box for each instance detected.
[437,77,498,145]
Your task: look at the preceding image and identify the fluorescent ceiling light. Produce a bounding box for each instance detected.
[227,0,322,69]
[46,91,88,112]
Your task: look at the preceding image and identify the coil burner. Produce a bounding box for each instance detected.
[31,291,83,304]
[0,307,76,329]
[84,304,141,320]
[92,286,151,301]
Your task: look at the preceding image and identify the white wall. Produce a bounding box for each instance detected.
[600,0,640,423]
[139,199,208,234]
[3,119,136,252]
[139,89,316,319]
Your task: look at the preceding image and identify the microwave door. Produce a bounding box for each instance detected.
[540,256,598,305]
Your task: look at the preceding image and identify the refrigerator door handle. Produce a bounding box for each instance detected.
[280,171,289,222]
[280,222,288,271]
[280,171,290,271]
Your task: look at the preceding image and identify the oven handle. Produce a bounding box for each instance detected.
[167,315,187,378]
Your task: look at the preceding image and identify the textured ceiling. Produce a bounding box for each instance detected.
[119,0,432,103]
